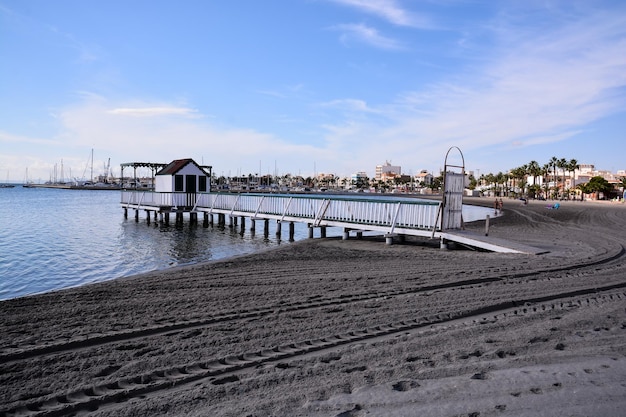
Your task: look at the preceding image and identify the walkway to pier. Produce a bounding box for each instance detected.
[120,191,537,253]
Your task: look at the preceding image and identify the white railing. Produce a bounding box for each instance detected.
[121,192,446,231]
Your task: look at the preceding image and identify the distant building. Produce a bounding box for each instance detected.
[415,170,433,186]
[375,161,401,181]
[350,171,369,189]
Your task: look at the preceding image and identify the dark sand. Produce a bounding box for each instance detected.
[1,197,625,416]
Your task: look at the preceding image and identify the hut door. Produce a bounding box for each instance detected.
[185,175,197,192]
[185,175,197,206]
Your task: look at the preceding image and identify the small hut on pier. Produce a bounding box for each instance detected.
[155,158,211,193]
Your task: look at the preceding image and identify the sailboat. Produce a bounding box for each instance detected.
[22,168,34,188]
[1,170,15,188]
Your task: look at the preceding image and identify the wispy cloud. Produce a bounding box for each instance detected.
[331,23,404,50]
[320,6,626,172]
[0,131,61,146]
[107,107,199,117]
[329,0,430,28]
[319,98,380,113]
[256,90,287,99]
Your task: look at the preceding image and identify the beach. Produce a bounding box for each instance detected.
[1,197,625,416]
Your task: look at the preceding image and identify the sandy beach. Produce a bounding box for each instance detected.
[1,197,625,417]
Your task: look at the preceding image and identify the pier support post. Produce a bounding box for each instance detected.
[289,222,295,241]
[356,231,363,240]
[159,212,164,223]
[485,215,490,236]
[145,210,150,225]
[440,237,448,250]
[276,221,282,236]
[385,234,394,245]
[190,212,197,224]
[240,216,245,229]
[320,226,327,238]
[203,212,209,228]
[343,228,349,240]
[264,219,269,237]
[154,211,157,222]
[250,219,256,231]
[164,213,170,225]
[134,209,139,222]
[308,224,314,239]
[176,212,183,225]
[123,208,128,219]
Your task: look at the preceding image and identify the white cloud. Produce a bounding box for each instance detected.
[47,97,336,177]
[329,0,431,28]
[319,7,626,173]
[107,106,199,117]
[331,23,404,50]
[319,99,380,113]
[0,130,62,146]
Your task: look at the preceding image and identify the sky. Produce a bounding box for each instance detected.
[1,0,625,183]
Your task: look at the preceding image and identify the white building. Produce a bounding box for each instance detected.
[375,161,401,181]
[415,170,433,186]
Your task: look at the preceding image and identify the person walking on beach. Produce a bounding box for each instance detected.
[494,198,499,214]
[498,198,504,212]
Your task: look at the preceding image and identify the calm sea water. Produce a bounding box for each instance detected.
[0,187,315,301]
[0,187,491,301]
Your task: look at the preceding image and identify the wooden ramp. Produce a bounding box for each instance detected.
[441,230,549,255]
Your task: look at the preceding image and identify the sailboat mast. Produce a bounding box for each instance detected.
[90,149,94,183]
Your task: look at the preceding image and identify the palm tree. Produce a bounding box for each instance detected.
[555,158,566,199]
[542,163,551,198]
[526,161,541,198]
[509,166,526,197]
[484,173,496,196]
[495,172,506,196]
[526,161,541,185]
[567,159,579,200]
[549,156,558,187]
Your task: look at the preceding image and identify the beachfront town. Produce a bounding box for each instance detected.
[14,157,625,202]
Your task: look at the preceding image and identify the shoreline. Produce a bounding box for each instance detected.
[1,199,625,416]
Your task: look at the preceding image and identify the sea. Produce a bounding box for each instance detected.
[0,187,492,301]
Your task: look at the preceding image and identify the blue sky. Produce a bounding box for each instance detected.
[1,0,625,182]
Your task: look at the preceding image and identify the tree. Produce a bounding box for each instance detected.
[468,174,478,190]
[541,163,551,198]
[549,156,558,187]
[554,158,566,198]
[510,165,526,195]
[526,161,541,187]
[567,159,579,199]
[584,176,614,199]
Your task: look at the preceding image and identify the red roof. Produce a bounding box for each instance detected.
[156,159,205,176]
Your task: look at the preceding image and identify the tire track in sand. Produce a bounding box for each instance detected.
[2,286,624,417]
[2,243,623,364]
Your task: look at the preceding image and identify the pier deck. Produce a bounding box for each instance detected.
[120,191,541,254]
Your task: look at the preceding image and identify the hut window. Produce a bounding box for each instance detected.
[174,175,184,191]
[199,176,207,192]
